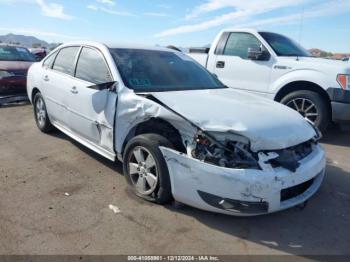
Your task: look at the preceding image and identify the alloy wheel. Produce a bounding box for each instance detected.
[286,98,319,123]
[36,97,46,127]
[127,146,158,195]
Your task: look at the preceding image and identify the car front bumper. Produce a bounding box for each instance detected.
[327,88,350,122]
[160,144,326,216]
[0,77,27,96]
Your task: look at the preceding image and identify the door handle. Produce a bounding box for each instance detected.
[216,61,225,68]
[71,86,78,94]
[43,75,49,81]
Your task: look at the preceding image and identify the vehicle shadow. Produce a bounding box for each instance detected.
[0,100,30,108]
[321,124,350,147]
[165,160,350,255]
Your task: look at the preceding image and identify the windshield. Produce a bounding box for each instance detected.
[259,32,310,57]
[109,48,225,92]
[0,46,36,62]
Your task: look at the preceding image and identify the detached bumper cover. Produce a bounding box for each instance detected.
[160,145,325,216]
[327,88,350,122]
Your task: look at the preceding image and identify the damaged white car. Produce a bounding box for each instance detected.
[27,42,326,216]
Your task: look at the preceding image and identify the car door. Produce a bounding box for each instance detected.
[67,46,117,154]
[42,46,80,126]
[213,32,273,95]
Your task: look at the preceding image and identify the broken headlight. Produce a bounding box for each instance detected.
[190,132,259,169]
[306,119,322,141]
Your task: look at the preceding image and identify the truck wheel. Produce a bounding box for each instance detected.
[123,134,173,204]
[280,90,330,132]
[33,92,54,133]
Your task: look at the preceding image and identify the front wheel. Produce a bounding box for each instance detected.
[123,134,173,204]
[280,90,330,132]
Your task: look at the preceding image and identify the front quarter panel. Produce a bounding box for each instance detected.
[114,87,197,156]
[270,68,330,96]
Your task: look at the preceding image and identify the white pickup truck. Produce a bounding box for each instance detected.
[188,29,350,131]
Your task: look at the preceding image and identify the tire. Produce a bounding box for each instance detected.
[280,90,330,132]
[33,92,54,133]
[123,134,173,204]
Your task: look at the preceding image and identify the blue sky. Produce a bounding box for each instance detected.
[0,0,349,52]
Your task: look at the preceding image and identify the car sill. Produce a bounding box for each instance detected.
[51,120,116,161]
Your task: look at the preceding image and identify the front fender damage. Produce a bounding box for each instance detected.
[115,88,197,156]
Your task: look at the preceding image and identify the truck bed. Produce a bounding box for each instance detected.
[188,47,209,67]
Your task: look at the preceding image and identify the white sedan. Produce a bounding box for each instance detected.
[27,41,326,216]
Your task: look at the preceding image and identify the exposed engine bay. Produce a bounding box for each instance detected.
[189,132,317,172]
[190,133,259,169]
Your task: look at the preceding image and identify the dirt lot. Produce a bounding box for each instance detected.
[0,104,349,256]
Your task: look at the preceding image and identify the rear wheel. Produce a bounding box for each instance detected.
[280,90,330,132]
[33,92,54,133]
[123,134,173,204]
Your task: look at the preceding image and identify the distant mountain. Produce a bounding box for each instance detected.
[0,33,59,50]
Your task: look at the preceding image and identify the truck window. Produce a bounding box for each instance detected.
[259,32,310,57]
[223,32,261,59]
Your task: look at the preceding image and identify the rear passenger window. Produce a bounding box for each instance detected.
[52,47,80,75]
[223,33,261,59]
[43,51,57,69]
[75,47,112,84]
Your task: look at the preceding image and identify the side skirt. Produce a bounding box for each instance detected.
[51,120,116,161]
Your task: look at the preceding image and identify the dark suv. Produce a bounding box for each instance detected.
[0,45,36,96]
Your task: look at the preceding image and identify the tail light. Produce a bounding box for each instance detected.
[337,74,349,90]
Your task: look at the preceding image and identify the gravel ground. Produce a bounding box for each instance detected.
[0,104,349,256]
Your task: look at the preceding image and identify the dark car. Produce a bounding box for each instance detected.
[29,48,47,61]
[0,45,36,96]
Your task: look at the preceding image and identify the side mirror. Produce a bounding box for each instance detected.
[87,81,118,92]
[247,47,270,61]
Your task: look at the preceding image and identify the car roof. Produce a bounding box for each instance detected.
[57,41,175,53]
[0,43,29,49]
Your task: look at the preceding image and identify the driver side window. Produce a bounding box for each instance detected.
[223,32,262,59]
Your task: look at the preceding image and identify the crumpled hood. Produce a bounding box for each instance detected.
[151,88,316,151]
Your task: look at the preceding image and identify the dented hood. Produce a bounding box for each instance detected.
[151,88,316,151]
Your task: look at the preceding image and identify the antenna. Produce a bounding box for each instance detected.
[298,6,305,44]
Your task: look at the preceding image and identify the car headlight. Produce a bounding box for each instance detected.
[337,74,350,90]
[0,70,15,79]
[190,131,259,169]
[305,119,322,141]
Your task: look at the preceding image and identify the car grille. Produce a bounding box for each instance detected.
[280,178,314,201]
[268,140,314,172]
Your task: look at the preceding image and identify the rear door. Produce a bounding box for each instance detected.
[43,46,80,126]
[67,46,117,154]
[213,32,273,95]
